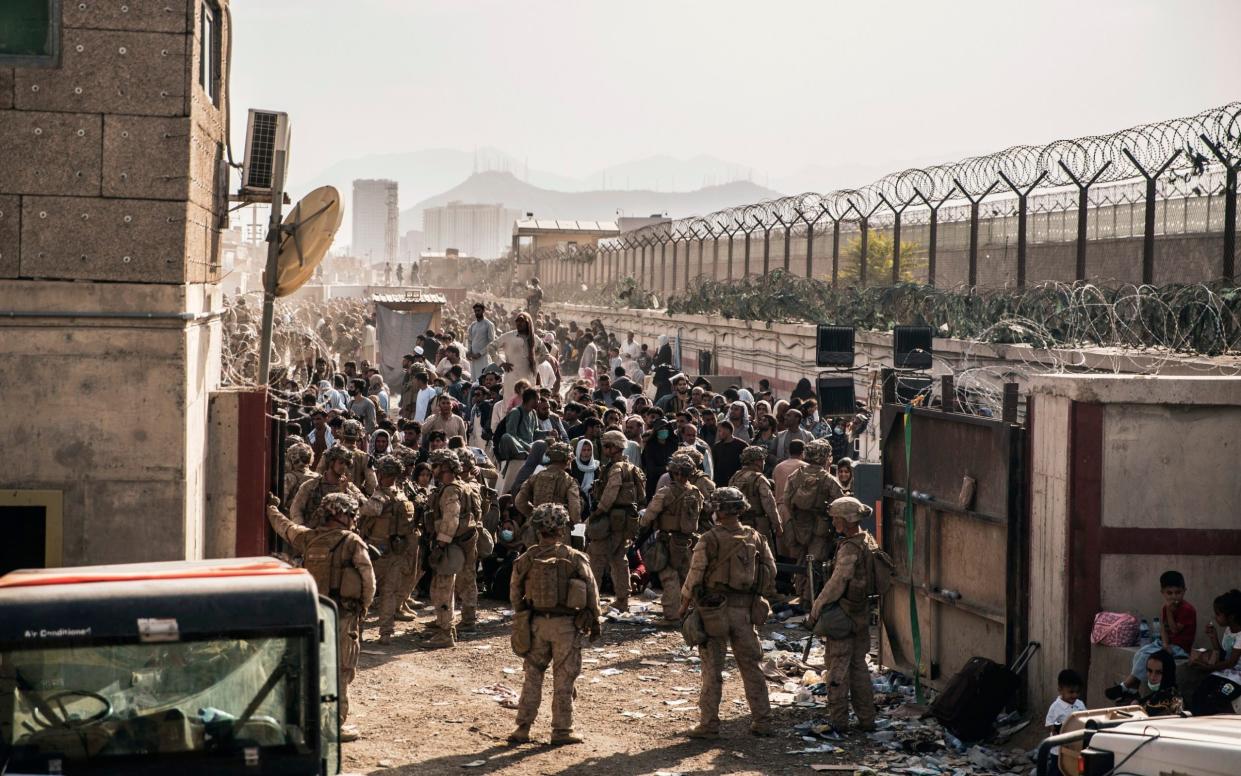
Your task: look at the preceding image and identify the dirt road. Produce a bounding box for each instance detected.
[342,601,1031,776]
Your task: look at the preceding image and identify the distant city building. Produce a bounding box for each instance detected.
[400,229,426,260]
[423,201,521,260]
[353,179,399,263]
[619,214,671,233]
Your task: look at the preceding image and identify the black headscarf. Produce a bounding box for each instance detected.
[792,377,815,401]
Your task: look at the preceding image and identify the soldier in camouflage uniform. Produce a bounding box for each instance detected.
[394,447,429,620]
[358,455,419,644]
[639,454,703,622]
[781,439,845,601]
[810,496,879,733]
[453,448,485,630]
[508,504,601,746]
[316,419,378,496]
[680,447,717,531]
[515,441,583,530]
[729,445,782,548]
[267,492,375,741]
[283,442,315,514]
[423,450,478,648]
[290,445,365,527]
[677,487,776,740]
[585,430,646,612]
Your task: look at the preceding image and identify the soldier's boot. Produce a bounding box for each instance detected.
[854,721,877,733]
[749,721,774,737]
[506,724,531,744]
[686,724,719,740]
[395,607,417,622]
[549,730,584,746]
[610,598,629,613]
[458,606,478,630]
[377,632,393,645]
[422,626,455,649]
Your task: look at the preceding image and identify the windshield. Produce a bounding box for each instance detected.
[0,636,313,766]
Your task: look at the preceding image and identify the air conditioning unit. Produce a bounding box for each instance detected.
[241,109,291,197]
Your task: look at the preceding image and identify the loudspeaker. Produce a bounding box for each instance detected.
[816,375,856,416]
[816,325,855,368]
[894,325,933,370]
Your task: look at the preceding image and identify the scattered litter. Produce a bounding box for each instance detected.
[620,710,646,719]
[377,760,393,768]
[639,660,668,668]
[461,761,487,768]
[664,699,689,706]
[472,645,492,651]
[473,684,519,708]
[603,652,621,659]
[785,743,841,754]
[654,772,684,776]
[501,667,519,674]
[810,766,865,773]
[770,691,796,706]
[599,668,624,677]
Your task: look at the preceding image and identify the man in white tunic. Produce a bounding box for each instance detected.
[486,311,549,397]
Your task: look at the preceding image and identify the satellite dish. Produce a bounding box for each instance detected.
[272,185,343,297]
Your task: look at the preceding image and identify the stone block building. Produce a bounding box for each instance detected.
[0,0,231,569]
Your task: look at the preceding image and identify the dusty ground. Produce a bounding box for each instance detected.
[341,600,1035,776]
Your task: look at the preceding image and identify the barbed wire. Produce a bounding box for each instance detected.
[589,102,1240,251]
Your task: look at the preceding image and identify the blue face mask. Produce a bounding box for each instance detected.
[657,430,670,441]
[499,529,514,543]
[1147,681,1161,692]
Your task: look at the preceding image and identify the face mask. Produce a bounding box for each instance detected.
[1147,681,1161,692]
[834,426,844,434]
[657,430,670,441]
[499,530,514,543]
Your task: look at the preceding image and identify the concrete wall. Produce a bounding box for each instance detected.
[1026,375,1241,714]
[0,1,229,567]
[0,280,220,564]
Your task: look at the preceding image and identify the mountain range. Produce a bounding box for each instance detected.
[400,171,780,235]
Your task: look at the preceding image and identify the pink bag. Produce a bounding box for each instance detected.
[1091,612,1140,647]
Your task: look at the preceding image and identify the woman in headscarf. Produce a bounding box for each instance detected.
[655,334,673,366]
[571,438,599,513]
[485,311,549,398]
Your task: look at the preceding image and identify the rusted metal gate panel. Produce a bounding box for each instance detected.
[878,404,1027,690]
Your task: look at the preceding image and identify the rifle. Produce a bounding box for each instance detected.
[801,554,816,662]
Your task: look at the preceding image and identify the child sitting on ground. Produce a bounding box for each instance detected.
[1188,589,1241,715]
[1105,570,1196,701]
[1045,669,1086,754]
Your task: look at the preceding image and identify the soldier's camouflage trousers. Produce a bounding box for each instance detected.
[826,628,875,729]
[696,605,771,732]
[515,614,583,736]
[339,607,361,722]
[373,545,417,637]
[454,535,479,611]
[656,534,693,617]
[586,533,630,609]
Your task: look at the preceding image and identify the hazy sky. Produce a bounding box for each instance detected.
[229,0,1240,190]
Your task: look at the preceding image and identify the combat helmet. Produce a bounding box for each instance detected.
[740,445,768,465]
[321,492,359,518]
[804,439,832,466]
[339,419,363,440]
[376,455,404,479]
[829,496,872,523]
[322,445,354,467]
[429,449,463,474]
[667,455,696,477]
[530,503,570,535]
[286,442,313,469]
[546,441,573,463]
[712,486,750,514]
[600,430,628,449]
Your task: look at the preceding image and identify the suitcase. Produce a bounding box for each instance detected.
[930,642,1039,742]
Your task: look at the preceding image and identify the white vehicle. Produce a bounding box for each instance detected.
[1037,709,1241,776]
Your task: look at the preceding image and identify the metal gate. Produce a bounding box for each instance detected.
[877,389,1027,692]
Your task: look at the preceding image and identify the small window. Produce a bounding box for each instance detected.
[200,1,220,104]
[0,0,58,66]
